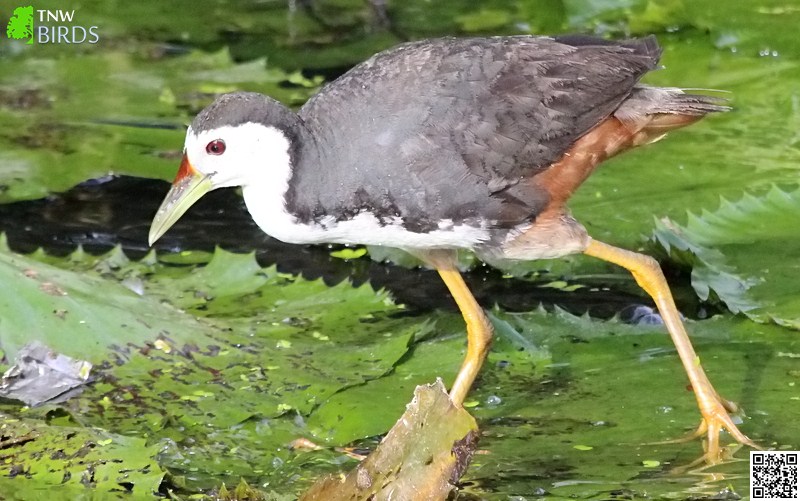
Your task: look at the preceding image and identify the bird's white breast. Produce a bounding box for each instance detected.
[243,186,491,249]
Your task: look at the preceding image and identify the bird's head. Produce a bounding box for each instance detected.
[148,92,301,246]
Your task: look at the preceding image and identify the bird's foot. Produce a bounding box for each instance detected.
[654,394,759,464]
[695,392,760,464]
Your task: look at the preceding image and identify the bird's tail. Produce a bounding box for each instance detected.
[613,85,729,142]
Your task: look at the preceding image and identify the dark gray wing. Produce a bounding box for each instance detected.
[292,35,660,231]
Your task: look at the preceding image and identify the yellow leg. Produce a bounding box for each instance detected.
[584,238,757,462]
[424,250,494,406]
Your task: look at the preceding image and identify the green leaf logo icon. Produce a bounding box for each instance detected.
[7,5,35,45]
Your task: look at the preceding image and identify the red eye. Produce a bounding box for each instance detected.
[206,139,226,155]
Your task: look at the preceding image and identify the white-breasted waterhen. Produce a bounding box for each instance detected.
[148,35,755,461]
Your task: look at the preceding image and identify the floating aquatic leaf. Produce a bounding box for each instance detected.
[0,236,217,362]
[654,186,800,328]
[0,415,164,496]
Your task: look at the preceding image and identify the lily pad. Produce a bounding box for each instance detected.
[462,309,800,499]
[0,414,164,497]
[0,234,215,362]
[0,244,434,493]
[654,186,800,328]
[0,241,797,499]
[308,310,550,446]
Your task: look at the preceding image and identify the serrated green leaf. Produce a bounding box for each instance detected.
[2,243,799,499]
[0,415,163,495]
[0,243,216,363]
[654,186,800,328]
[308,312,550,445]
[0,245,427,493]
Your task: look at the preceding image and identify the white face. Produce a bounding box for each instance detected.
[183,122,292,189]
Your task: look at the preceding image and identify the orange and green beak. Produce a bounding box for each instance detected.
[148,154,214,246]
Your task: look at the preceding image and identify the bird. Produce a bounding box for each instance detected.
[148,34,755,462]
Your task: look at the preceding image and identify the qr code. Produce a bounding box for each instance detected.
[751,451,799,500]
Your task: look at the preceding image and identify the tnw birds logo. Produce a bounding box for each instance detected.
[4,5,99,44]
[6,5,34,45]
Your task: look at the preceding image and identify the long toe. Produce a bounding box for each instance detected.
[698,396,760,464]
[652,395,759,464]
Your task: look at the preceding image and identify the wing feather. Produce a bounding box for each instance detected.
[294,36,660,229]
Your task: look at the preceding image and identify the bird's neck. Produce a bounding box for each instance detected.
[239,112,327,244]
